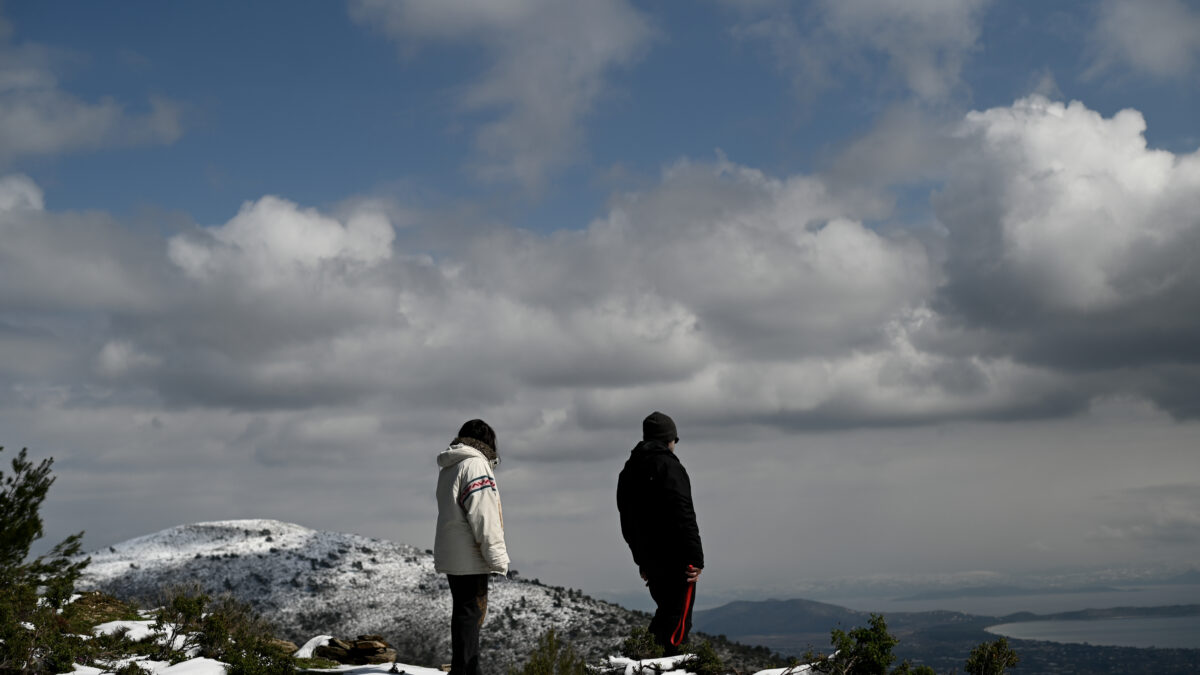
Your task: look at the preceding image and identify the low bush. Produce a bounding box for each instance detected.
[965,637,1019,675]
[619,626,664,660]
[509,628,590,675]
[680,640,726,675]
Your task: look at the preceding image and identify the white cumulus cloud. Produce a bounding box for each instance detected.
[940,96,1200,314]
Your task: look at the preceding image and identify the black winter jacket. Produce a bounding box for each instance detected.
[616,440,704,575]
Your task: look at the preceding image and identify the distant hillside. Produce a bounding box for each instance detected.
[693,597,978,659]
[694,598,867,636]
[1159,569,1200,585]
[80,520,642,671]
[691,595,1200,675]
[78,519,779,674]
[894,584,1123,602]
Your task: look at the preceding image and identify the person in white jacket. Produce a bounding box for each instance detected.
[434,419,509,675]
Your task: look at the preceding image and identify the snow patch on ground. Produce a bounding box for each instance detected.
[93,619,158,642]
[605,655,698,675]
[295,635,333,658]
[156,658,228,675]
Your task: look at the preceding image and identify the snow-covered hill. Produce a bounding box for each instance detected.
[79,519,647,671]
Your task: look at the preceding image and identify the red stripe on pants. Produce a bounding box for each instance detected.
[669,583,695,647]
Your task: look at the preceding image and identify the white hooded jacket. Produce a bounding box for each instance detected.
[434,443,509,575]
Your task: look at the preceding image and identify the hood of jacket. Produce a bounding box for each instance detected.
[437,443,492,469]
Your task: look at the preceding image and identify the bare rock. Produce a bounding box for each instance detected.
[316,635,397,665]
[363,649,398,664]
[266,637,299,655]
[315,645,349,660]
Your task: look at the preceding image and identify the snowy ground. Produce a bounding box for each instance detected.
[71,628,812,675]
[69,520,815,675]
[71,655,811,675]
[78,519,649,667]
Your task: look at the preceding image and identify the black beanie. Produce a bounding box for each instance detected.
[642,411,678,444]
[456,419,497,455]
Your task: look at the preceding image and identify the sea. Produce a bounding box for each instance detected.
[822,584,1200,650]
[985,616,1200,649]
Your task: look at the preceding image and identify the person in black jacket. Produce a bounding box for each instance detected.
[616,411,704,654]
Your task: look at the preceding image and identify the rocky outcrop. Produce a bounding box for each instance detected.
[315,634,399,665]
[265,637,300,656]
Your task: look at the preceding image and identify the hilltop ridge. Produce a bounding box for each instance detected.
[79,519,777,673]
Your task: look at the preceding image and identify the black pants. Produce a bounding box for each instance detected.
[646,571,697,656]
[448,574,489,675]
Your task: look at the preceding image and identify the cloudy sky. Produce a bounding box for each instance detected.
[4,0,1200,609]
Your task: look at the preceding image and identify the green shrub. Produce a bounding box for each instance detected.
[681,640,726,675]
[620,626,664,660]
[965,637,1019,675]
[805,614,904,675]
[509,629,590,675]
[150,584,210,662]
[294,656,341,669]
[197,593,278,659]
[223,642,297,675]
[147,584,296,672]
[62,591,143,635]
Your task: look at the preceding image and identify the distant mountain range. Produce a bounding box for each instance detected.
[892,584,1126,602]
[702,565,1200,607]
[692,596,1200,675]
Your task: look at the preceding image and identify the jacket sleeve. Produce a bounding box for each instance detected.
[662,461,704,569]
[459,459,510,574]
[616,476,645,570]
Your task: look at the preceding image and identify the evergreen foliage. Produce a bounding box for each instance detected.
[619,626,664,660]
[805,613,897,675]
[0,447,90,674]
[804,614,934,675]
[509,628,591,675]
[964,637,1019,675]
[148,585,295,673]
[680,639,726,675]
[803,613,1019,675]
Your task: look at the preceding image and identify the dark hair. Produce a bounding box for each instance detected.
[456,419,496,454]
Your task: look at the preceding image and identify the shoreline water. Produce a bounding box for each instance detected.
[985,615,1200,650]
[814,584,1200,651]
[820,583,1200,618]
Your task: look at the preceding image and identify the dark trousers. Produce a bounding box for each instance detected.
[646,571,697,656]
[447,574,489,675]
